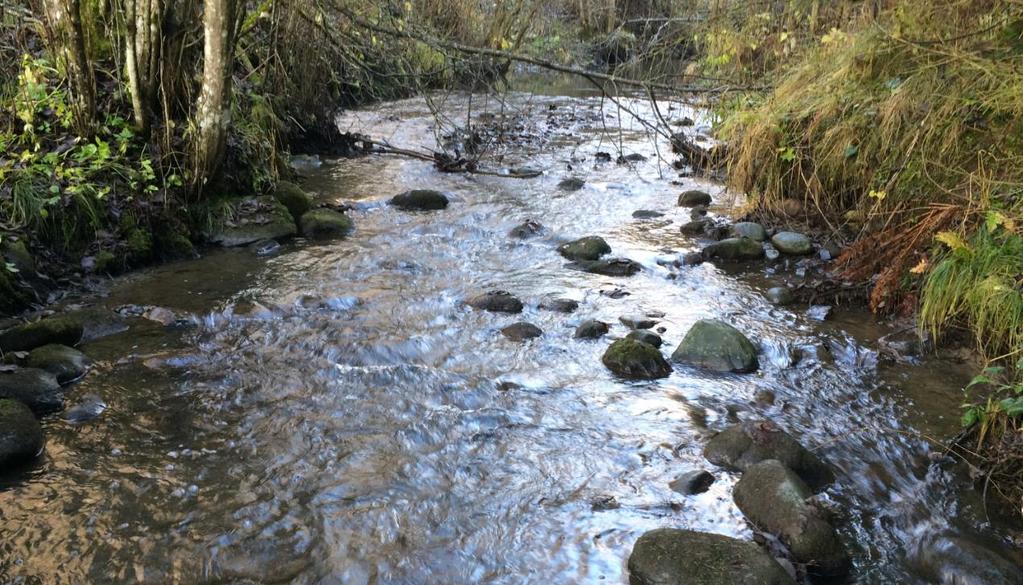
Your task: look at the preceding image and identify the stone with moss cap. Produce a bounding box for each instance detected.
[299,209,354,239]
[0,316,83,353]
[671,319,758,373]
[702,237,764,261]
[602,338,672,379]
[26,344,92,385]
[558,236,611,261]
[628,528,796,585]
[274,181,314,221]
[0,399,43,471]
[734,460,851,578]
[206,195,297,247]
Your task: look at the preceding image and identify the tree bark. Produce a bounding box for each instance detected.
[191,0,238,193]
[41,0,95,133]
[124,0,163,132]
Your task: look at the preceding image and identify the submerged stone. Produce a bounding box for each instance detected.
[26,344,91,385]
[703,420,835,491]
[558,236,611,261]
[766,286,795,305]
[0,399,43,471]
[389,189,449,210]
[620,315,658,329]
[558,177,586,191]
[671,319,758,373]
[628,528,796,585]
[467,291,523,314]
[734,460,851,578]
[538,298,578,313]
[299,209,354,239]
[602,338,671,379]
[501,322,543,341]
[632,210,664,219]
[0,316,83,353]
[509,219,544,238]
[579,258,642,277]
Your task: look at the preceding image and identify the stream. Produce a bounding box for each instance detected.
[1,74,1020,584]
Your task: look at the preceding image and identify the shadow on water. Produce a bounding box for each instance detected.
[0,81,1020,584]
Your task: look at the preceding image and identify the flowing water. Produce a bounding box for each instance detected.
[1,75,1020,584]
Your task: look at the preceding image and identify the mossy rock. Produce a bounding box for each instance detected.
[389,189,449,211]
[1,239,36,274]
[734,460,850,578]
[26,344,92,385]
[275,181,314,221]
[0,399,43,471]
[671,319,758,373]
[628,528,796,585]
[0,269,30,316]
[602,338,671,379]
[0,368,63,414]
[154,223,195,260]
[94,250,119,275]
[125,227,154,263]
[703,420,835,491]
[771,232,813,255]
[559,236,612,261]
[299,209,354,239]
[703,237,765,262]
[206,196,298,247]
[0,316,83,353]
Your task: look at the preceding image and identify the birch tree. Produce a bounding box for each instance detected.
[192,0,239,191]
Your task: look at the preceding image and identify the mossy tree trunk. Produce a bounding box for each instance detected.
[123,0,164,132]
[191,0,239,194]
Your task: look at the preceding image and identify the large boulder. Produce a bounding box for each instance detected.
[703,237,765,262]
[677,190,712,207]
[733,460,851,578]
[579,258,642,277]
[558,236,611,261]
[273,181,313,221]
[602,339,672,380]
[299,209,354,239]
[26,344,92,385]
[501,322,543,341]
[771,232,813,255]
[0,368,63,414]
[703,420,835,491]
[207,196,297,247]
[389,189,449,210]
[467,291,523,314]
[0,316,83,353]
[628,528,796,585]
[0,399,43,470]
[671,319,758,373]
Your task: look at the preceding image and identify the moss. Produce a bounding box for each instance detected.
[94,250,118,275]
[0,315,83,352]
[274,181,313,221]
[601,338,672,380]
[153,223,195,261]
[125,227,153,264]
[0,269,30,316]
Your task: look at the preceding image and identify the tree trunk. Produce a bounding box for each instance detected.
[192,0,238,193]
[124,0,163,132]
[41,0,95,133]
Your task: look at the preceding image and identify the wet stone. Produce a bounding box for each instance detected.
[628,528,796,585]
[273,181,313,221]
[734,460,851,578]
[538,298,578,313]
[467,291,524,314]
[509,219,544,238]
[250,238,281,256]
[681,251,704,266]
[602,338,671,379]
[626,330,663,348]
[703,420,835,491]
[632,210,664,219]
[579,258,642,277]
[702,237,764,262]
[63,393,107,424]
[299,209,354,239]
[0,368,63,414]
[620,315,658,330]
[501,322,542,341]
[389,189,449,210]
[26,344,91,385]
[557,177,586,191]
[672,319,758,373]
[574,320,609,339]
[766,286,794,305]
[731,222,767,242]
[558,236,611,261]
[677,190,712,207]
[0,399,43,470]
[669,469,715,495]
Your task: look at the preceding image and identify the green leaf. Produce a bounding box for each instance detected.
[844,144,859,158]
[962,407,980,427]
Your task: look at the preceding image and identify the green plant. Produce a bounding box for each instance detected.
[962,363,1023,446]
